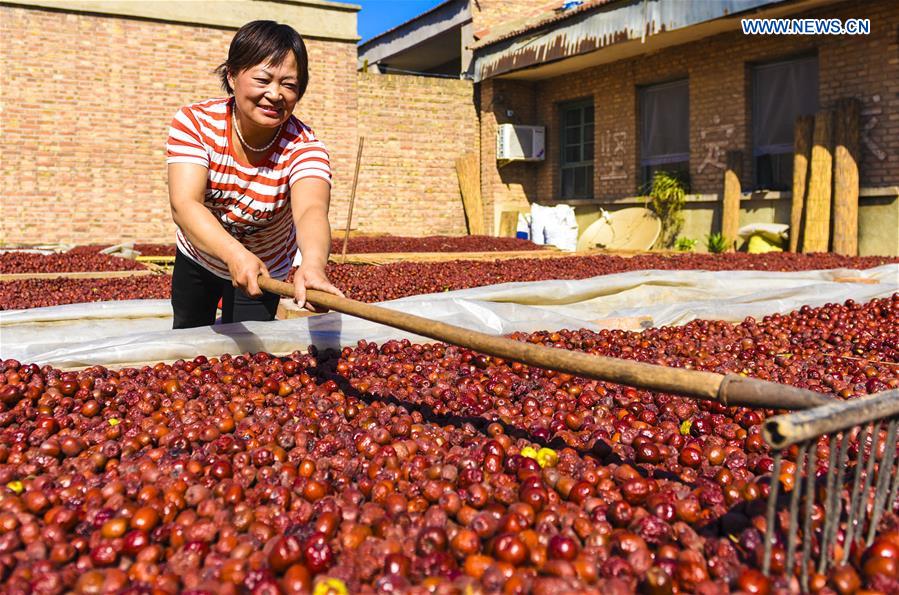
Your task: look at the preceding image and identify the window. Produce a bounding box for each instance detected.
[559,100,594,199]
[639,79,690,185]
[752,55,818,190]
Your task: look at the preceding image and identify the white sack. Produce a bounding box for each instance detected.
[529,204,548,245]
[531,204,578,251]
[737,223,789,243]
[516,213,531,240]
[544,205,578,252]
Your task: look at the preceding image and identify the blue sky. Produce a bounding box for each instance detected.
[351,0,445,44]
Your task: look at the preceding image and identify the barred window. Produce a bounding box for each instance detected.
[752,55,818,190]
[640,79,690,185]
[559,100,594,199]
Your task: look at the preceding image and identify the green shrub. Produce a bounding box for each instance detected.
[674,237,697,252]
[645,171,689,249]
[706,232,729,254]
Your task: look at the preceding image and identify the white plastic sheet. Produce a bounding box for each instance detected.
[1,264,896,369]
[1,301,173,361]
[0,244,76,255]
[0,300,172,324]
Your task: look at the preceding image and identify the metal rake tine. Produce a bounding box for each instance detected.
[852,423,881,547]
[867,418,898,545]
[800,442,817,592]
[819,432,851,574]
[889,435,899,514]
[763,451,783,577]
[786,442,808,576]
[842,423,872,564]
[817,434,839,573]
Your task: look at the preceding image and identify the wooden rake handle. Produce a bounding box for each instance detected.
[763,388,899,449]
[259,276,833,411]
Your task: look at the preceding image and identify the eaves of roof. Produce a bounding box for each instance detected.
[359,0,464,48]
[470,0,615,50]
[471,0,801,81]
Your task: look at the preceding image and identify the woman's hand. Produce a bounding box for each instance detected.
[226,248,269,297]
[292,265,344,312]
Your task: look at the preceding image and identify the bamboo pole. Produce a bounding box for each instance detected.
[802,110,834,253]
[340,136,365,263]
[832,98,861,256]
[789,115,814,253]
[258,276,833,411]
[722,150,743,252]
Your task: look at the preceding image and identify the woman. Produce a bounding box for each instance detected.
[166,20,343,329]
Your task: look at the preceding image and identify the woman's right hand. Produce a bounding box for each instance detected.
[226,248,269,297]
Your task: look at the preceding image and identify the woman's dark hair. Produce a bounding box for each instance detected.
[216,20,309,99]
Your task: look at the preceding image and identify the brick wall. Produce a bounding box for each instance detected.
[471,0,556,41]
[481,0,898,214]
[6,1,892,246]
[0,5,357,245]
[304,40,360,239]
[354,74,479,236]
[480,79,539,232]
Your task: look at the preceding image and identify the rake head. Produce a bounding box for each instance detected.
[760,388,899,591]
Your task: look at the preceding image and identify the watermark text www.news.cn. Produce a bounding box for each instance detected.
[741,18,870,35]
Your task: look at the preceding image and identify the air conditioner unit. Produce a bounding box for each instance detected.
[497,124,545,161]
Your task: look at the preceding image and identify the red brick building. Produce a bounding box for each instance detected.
[0,0,479,243]
[0,0,601,246]
[1,0,896,255]
[0,0,359,244]
[472,0,898,255]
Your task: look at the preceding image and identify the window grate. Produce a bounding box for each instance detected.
[559,100,594,200]
[639,79,690,186]
[751,55,818,190]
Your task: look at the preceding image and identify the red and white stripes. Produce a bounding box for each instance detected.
[166,97,330,280]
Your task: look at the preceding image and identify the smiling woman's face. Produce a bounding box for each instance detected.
[228,51,299,131]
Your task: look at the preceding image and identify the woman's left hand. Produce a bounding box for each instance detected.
[292,265,345,312]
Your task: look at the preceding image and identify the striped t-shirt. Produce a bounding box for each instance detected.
[165,97,331,280]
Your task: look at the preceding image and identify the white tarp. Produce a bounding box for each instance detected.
[1,264,896,369]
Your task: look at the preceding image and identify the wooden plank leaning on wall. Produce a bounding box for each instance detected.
[789,116,814,253]
[802,110,834,253]
[722,150,743,252]
[832,98,861,256]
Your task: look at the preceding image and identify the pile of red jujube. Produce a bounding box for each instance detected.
[0,295,897,593]
[322,253,898,302]
[0,277,172,311]
[133,245,178,258]
[1,252,895,311]
[0,252,145,274]
[328,236,541,254]
[67,246,178,258]
[65,236,542,259]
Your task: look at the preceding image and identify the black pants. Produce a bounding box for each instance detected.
[171,250,280,329]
